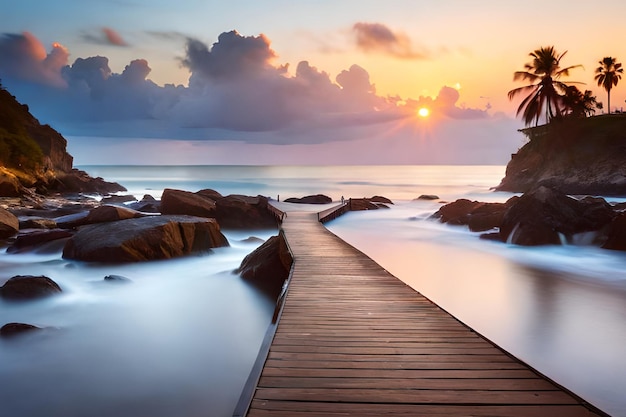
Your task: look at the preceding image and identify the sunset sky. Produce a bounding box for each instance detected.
[3,0,626,165]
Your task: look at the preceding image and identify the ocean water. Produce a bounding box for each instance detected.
[2,165,626,416]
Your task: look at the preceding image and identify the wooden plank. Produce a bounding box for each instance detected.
[236,211,609,417]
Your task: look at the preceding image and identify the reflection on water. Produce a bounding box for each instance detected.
[0,231,276,417]
[328,203,626,417]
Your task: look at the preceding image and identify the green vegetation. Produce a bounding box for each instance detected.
[0,88,44,171]
[595,57,623,114]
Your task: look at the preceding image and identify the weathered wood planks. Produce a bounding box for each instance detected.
[238,212,609,417]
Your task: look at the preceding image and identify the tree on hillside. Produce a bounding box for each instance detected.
[508,46,582,126]
[562,86,599,118]
[595,57,623,114]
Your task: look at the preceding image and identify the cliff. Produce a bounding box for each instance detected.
[0,86,124,196]
[496,115,626,196]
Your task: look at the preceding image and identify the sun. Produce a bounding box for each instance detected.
[417,107,430,118]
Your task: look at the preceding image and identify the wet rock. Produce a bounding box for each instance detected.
[0,275,62,300]
[7,229,73,253]
[416,194,440,200]
[63,215,229,262]
[0,323,42,338]
[215,194,277,229]
[236,234,292,300]
[45,169,126,195]
[127,194,160,213]
[104,274,132,283]
[500,187,615,246]
[83,205,145,224]
[101,195,137,205]
[240,236,265,244]
[348,198,382,211]
[432,199,484,225]
[284,194,333,204]
[18,217,57,230]
[196,189,223,201]
[370,196,393,204]
[602,213,626,251]
[0,207,19,239]
[160,188,216,217]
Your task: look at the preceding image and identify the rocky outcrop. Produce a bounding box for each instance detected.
[436,187,619,247]
[127,194,160,213]
[0,207,19,238]
[284,194,332,204]
[496,116,626,195]
[0,275,62,300]
[0,87,124,196]
[236,233,293,300]
[62,215,229,262]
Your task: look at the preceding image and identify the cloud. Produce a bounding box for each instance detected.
[0,32,69,87]
[352,22,429,59]
[82,27,129,46]
[0,30,494,157]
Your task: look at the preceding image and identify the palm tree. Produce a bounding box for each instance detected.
[594,57,623,114]
[562,86,598,118]
[508,46,582,126]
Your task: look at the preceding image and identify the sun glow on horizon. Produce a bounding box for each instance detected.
[417,107,430,118]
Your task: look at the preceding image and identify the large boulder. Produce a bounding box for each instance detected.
[215,195,277,229]
[160,188,216,217]
[0,207,19,239]
[602,213,626,251]
[236,234,293,299]
[500,187,616,245]
[284,194,332,204]
[127,194,160,213]
[434,199,511,232]
[0,275,62,300]
[62,215,229,262]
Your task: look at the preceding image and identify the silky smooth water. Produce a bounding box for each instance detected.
[2,165,625,416]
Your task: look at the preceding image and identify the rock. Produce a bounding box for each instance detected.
[602,213,626,251]
[104,274,132,283]
[0,275,62,300]
[0,207,19,239]
[160,188,216,217]
[432,199,484,225]
[101,195,137,205]
[62,215,229,262]
[127,194,160,213]
[416,194,440,200]
[348,198,380,211]
[0,323,42,338]
[44,169,126,195]
[500,187,615,246]
[496,116,626,195]
[55,211,90,229]
[83,205,145,224]
[18,217,57,229]
[370,196,393,204]
[7,229,73,253]
[236,234,293,299]
[196,189,223,201]
[240,236,265,244]
[0,169,21,197]
[284,194,333,204]
[467,202,510,232]
[214,194,278,229]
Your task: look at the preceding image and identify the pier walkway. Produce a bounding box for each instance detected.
[238,211,607,416]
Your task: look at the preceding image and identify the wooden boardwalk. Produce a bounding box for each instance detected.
[240,211,608,417]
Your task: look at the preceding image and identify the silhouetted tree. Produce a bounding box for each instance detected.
[508,46,582,126]
[562,86,598,118]
[595,57,623,114]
